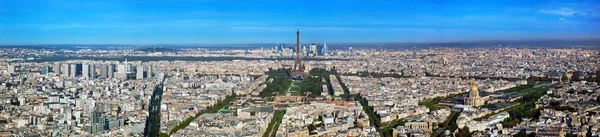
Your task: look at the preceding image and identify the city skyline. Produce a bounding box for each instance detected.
[2,1,600,137]
[1,0,599,45]
[2,45,599,137]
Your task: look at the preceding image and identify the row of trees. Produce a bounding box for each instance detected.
[379,119,408,137]
[442,111,460,132]
[425,74,524,81]
[497,84,534,93]
[514,132,537,137]
[546,101,577,112]
[167,92,238,135]
[293,68,337,97]
[472,84,545,121]
[501,86,549,127]
[454,126,471,137]
[309,68,332,77]
[342,71,412,78]
[298,76,324,97]
[259,68,292,98]
[353,94,380,126]
[418,97,441,111]
[352,94,389,136]
[332,67,351,97]
[263,110,286,137]
[258,67,338,98]
[309,67,350,98]
[526,70,600,83]
[309,68,334,96]
[417,91,471,112]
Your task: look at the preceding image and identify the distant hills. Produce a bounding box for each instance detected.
[1,38,599,50]
[136,47,180,52]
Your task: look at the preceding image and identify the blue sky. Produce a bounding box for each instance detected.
[0,0,598,44]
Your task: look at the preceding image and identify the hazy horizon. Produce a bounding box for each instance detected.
[1,0,599,45]
[1,37,600,46]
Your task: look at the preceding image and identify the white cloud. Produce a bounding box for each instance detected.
[539,8,578,16]
[558,18,566,20]
[539,7,596,17]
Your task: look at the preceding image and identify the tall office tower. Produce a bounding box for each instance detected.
[127,63,132,73]
[101,64,108,78]
[124,59,130,73]
[323,43,328,56]
[82,64,89,79]
[136,66,144,80]
[117,64,126,80]
[70,64,76,78]
[54,63,61,73]
[41,65,49,75]
[92,111,102,123]
[146,65,153,78]
[62,63,70,77]
[278,44,285,53]
[75,64,83,77]
[310,44,317,55]
[7,64,15,74]
[89,64,96,79]
[91,110,103,133]
[316,44,324,56]
[108,64,115,78]
[302,45,307,56]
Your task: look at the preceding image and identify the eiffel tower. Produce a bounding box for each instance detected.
[291,29,307,80]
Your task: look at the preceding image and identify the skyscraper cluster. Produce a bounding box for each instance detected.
[275,42,328,57]
[49,61,152,80]
[309,43,328,56]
